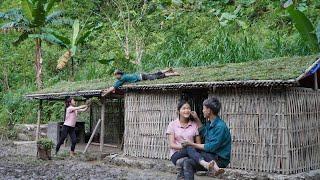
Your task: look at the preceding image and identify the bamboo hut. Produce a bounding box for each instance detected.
[26,55,320,174]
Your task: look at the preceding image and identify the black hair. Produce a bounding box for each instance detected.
[177,99,195,121]
[177,99,189,112]
[114,69,124,75]
[65,97,74,107]
[203,97,221,115]
[63,97,74,122]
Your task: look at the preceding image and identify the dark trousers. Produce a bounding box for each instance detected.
[182,147,229,180]
[55,125,77,153]
[141,71,165,80]
[171,148,189,165]
[171,146,218,179]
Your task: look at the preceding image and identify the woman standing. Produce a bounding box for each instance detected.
[55,97,88,156]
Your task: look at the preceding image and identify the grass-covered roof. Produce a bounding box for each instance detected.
[30,55,319,95]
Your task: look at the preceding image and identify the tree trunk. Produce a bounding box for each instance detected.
[124,35,130,59]
[1,65,10,92]
[71,56,74,77]
[35,38,43,89]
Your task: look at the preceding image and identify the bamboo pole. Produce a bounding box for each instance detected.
[99,97,106,158]
[314,72,318,90]
[91,142,118,148]
[35,99,43,142]
[83,118,101,154]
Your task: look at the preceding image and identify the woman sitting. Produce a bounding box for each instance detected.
[166,100,222,179]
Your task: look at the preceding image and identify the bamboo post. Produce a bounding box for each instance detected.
[83,118,101,154]
[314,72,318,90]
[99,97,106,159]
[35,99,43,142]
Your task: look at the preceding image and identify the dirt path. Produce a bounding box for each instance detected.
[2,141,320,180]
[0,155,177,180]
[0,141,178,180]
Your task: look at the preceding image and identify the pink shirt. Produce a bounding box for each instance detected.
[166,119,199,157]
[64,106,78,127]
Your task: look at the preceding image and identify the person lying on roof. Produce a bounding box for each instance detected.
[101,68,179,96]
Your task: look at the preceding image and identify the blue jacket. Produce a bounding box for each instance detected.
[199,116,231,167]
[113,74,141,89]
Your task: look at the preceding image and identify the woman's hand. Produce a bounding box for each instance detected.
[85,99,92,106]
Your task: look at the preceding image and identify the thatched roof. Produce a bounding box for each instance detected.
[26,55,320,100]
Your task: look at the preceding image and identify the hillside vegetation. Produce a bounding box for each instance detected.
[0,0,319,127]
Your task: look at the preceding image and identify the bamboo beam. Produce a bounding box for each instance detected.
[83,118,101,154]
[35,99,43,142]
[316,73,318,89]
[91,142,118,148]
[99,97,106,156]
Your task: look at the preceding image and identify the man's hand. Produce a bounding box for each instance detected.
[181,140,194,148]
[101,90,108,97]
[101,87,116,97]
[191,111,203,128]
[190,111,200,120]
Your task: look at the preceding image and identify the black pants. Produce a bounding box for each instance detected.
[55,125,77,153]
[182,147,229,180]
[171,148,189,165]
[141,71,165,80]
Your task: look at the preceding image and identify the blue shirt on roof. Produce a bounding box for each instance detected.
[199,116,231,167]
[113,73,141,89]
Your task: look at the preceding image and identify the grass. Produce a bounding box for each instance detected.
[31,55,319,94]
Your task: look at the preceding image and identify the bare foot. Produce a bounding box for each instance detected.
[172,72,180,76]
[208,161,225,176]
[214,168,225,176]
[162,67,174,73]
[70,151,76,157]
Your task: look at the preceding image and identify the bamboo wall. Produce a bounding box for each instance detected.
[91,98,124,145]
[123,92,180,159]
[209,87,288,173]
[123,87,320,174]
[285,88,320,174]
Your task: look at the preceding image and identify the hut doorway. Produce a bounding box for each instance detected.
[90,97,124,147]
[181,90,208,122]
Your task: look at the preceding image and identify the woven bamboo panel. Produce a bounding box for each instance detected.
[91,98,124,145]
[209,87,288,174]
[285,88,320,174]
[123,92,180,159]
[123,87,320,175]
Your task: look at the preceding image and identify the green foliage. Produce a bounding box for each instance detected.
[37,138,54,150]
[283,0,319,52]
[0,0,320,128]
[0,126,18,140]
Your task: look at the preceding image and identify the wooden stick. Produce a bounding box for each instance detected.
[100,97,106,156]
[83,118,101,154]
[91,142,118,148]
[35,99,43,142]
[314,72,318,90]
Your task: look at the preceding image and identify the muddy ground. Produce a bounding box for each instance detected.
[0,141,177,180]
[1,141,320,180]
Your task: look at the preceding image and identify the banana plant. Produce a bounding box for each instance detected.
[30,19,102,76]
[283,0,320,52]
[0,0,72,89]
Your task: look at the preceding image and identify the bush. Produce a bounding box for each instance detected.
[37,138,54,150]
[0,126,17,140]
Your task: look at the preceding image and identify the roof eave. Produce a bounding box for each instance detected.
[123,79,298,90]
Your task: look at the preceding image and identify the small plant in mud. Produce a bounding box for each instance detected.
[0,126,17,140]
[37,138,54,150]
[37,138,54,160]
